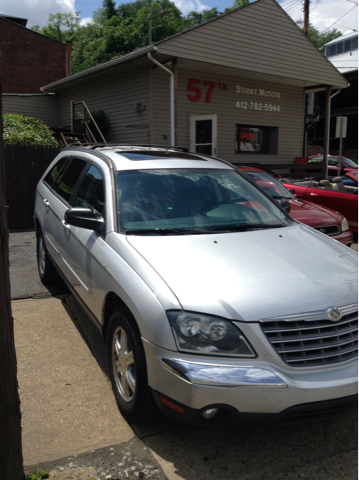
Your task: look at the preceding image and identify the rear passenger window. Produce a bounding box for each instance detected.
[53,158,87,203]
[74,165,105,216]
[44,157,69,187]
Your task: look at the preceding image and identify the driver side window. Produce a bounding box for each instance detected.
[74,165,105,217]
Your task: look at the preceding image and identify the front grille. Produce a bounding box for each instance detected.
[261,311,358,367]
[313,225,340,236]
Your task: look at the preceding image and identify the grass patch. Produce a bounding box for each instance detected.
[25,470,48,480]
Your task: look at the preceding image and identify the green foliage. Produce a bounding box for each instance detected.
[25,470,48,480]
[296,20,342,51]
[3,114,59,146]
[71,0,185,73]
[36,12,80,42]
[224,0,250,13]
[186,8,220,26]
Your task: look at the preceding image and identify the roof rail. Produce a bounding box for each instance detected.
[63,143,189,152]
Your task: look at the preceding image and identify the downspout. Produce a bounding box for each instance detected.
[147,52,175,146]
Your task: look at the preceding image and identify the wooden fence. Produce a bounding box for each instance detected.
[4,145,61,229]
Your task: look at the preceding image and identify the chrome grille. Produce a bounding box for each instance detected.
[261,311,358,367]
[313,225,340,236]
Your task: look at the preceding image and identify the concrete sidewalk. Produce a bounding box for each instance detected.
[14,295,167,479]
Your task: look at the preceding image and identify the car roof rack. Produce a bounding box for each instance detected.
[64,143,189,152]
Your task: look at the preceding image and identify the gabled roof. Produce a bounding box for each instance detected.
[156,0,348,89]
[41,0,348,92]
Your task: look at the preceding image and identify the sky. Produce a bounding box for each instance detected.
[0,0,357,34]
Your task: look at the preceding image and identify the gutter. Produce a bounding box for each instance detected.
[41,45,159,93]
[147,52,175,146]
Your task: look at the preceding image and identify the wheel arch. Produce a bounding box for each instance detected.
[103,292,140,343]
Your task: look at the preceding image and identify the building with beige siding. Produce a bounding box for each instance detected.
[40,0,347,166]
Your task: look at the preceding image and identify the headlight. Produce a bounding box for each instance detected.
[341,218,349,232]
[167,311,256,357]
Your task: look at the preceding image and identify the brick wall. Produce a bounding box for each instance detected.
[0,18,68,94]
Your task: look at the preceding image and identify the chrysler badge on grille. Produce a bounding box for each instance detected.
[330,308,341,320]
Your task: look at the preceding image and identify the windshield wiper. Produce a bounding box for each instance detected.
[125,227,209,235]
[209,223,285,232]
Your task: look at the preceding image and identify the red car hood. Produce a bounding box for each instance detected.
[288,198,342,227]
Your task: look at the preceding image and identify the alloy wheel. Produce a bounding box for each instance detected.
[112,326,136,403]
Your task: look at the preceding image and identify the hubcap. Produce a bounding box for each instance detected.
[38,236,46,275]
[112,327,136,403]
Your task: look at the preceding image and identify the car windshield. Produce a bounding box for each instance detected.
[244,171,294,199]
[116,168,293,234]
[341,157,358,168]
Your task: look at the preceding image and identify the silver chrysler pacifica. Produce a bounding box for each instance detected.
[34,144,358,425]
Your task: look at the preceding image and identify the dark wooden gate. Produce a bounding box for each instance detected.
[4,145,61,229]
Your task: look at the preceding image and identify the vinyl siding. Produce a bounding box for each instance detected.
[151,68,172,145]
[157,0,347,89]
[56,66,151,143]
[153,66,305,164]
[2,94,59,126]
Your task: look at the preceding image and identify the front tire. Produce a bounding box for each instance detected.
[36,231,60,284]
[107,306,158,423]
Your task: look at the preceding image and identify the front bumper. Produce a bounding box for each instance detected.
[332,229,353,246]
[143,340,358,424]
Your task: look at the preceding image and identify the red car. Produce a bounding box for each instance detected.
[295,155,358,176]
[239,166,353,245]
[280,179,358,233]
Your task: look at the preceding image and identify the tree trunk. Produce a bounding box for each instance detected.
[0,84,25,479]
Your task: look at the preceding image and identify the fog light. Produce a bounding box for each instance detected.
[202,408,218,420]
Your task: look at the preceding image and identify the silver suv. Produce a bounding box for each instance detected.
[34,144,358,425]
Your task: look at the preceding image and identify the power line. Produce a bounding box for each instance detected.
[311,11,358,31]
[284,0,302,12]
[281,0,300,8]
[321,4,358,33]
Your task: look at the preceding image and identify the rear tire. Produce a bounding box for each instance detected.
[36,231,60,284]
[107,305,158,423]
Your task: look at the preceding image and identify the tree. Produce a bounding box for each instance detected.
[224,0,250,13]
[72,0,187,73]
[296,20,342,51]
[0,85,24,480]
[186,7,220,27]
[32,12,80,42]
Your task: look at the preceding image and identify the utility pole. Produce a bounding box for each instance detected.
[0,83,24,480]
[303,0,310,36]
[149,0,152,45]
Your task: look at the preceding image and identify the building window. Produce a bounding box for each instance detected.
[325,36,358,57]
[236,125,278,154]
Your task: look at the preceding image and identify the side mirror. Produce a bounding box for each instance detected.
[276,198,291,214]
[65,207,105,235]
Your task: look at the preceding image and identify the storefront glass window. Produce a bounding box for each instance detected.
[236,125,278,154]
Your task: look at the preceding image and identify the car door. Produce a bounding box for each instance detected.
[60,162,106,311]
[39,155,71,264]
[41,156,88,279]
[301,186,358,230]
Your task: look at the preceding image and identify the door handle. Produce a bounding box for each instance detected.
[43,199,50,207]
[61,220,71,230]
[310,193,319,196]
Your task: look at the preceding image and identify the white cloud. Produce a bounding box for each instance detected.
[0,0,75,28]
[280,0,358,35]
[79,16,93,26]
[175,0,211,16]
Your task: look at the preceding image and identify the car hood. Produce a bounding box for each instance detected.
[288,198,342,227]
[126,224,357,322]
